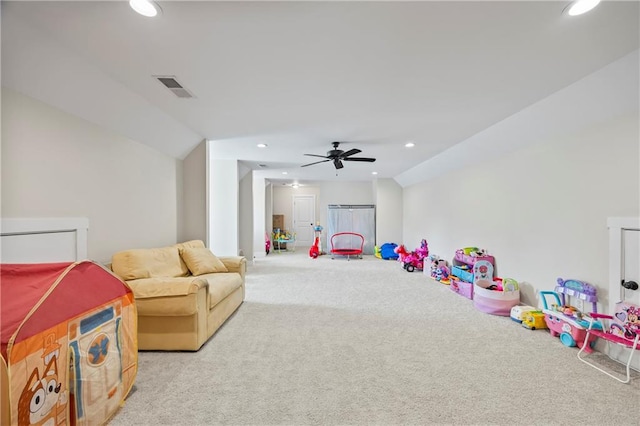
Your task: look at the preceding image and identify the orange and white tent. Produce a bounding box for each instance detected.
[1,261,137,425]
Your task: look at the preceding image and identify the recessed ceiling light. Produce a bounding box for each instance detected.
[129,0,162,17]
[372,171,378,175]
[257,143,267,148]
[282,171,288,175]
[564,0,601,16]
[292,184,300,189]
[405,142,415,148]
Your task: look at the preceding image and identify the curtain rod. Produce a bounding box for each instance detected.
[328,205,375,209]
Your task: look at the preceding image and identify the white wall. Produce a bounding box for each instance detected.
[403,113,639,308]
[317,181,374,250]
[239,169,253,259]
[374,178,403,246]
[272,185,321,233]
[253,176,267,260]
[180,140,207,242]
[1,89,180,263]
[270,181,381,251]
[402,50,639,310]
[265,183,273,234]
[206,152,239,256]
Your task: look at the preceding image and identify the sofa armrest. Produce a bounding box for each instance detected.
[219,256,246,281]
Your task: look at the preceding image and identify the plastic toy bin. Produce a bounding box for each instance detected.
[450,279,473,300]
[451,265,473,283]
[454,251,495,266]
[473,285,520,316]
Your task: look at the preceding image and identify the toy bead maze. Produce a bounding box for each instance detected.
[0,261,138,426]
[330,232,364,260]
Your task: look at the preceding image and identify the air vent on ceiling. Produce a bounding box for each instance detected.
[153,75,194,98]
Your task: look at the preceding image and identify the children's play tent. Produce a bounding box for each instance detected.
[1,261,137,425]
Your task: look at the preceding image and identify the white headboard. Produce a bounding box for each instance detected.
[1,218,89,263]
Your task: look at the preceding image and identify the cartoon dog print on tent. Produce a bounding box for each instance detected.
[1,261,137,426]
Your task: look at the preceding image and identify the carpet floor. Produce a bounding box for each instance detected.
[109,251,640,425]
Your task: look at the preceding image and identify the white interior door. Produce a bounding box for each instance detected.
[608,219,640,371]
[293,195,315,247]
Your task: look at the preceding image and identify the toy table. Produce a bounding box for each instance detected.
[273,235,296,253]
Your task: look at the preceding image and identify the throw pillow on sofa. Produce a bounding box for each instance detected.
[180,247,229,275]
[112,246,189,280]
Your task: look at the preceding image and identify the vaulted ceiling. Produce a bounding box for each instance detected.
[2,1,638,184]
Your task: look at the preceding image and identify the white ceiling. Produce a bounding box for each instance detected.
[2,1,639,185]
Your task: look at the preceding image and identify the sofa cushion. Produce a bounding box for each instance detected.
[174,239,206,250]
[125,276,207,299]
[179,247,229,275]
[112,246,188,280]
[199,273,243,308]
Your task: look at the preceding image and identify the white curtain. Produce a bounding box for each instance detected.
[327,205,376,255]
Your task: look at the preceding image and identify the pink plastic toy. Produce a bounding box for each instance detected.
[472,261,520,315]
[578,302,640,383]
[394,245,410,265]
[402,239,429,272]
[540,278,601,352]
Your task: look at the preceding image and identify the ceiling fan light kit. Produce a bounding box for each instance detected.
[301,142,376,170]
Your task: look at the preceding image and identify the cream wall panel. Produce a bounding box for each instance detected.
[1,89,179,263]
[180,140,207,243]
[272,185,321,233]
[318,181,374,250]
[206,156,239,256]
[239,169,254,259]
[374,178,403,246]
[403,114,639,308]
[252,176,267,260]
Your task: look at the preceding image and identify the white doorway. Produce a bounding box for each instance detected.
[293,195,315,247]
[607,218,640,371]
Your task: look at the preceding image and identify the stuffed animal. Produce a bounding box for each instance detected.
[380,243,399,260]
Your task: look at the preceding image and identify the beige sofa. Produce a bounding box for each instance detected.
[110,240,245,351]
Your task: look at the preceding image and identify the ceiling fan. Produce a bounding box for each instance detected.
[301,142,376,169]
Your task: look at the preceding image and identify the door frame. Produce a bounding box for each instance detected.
[608,217,640,313]
[607,216,640,371]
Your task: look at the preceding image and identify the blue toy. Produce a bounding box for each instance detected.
[380,243,399,260]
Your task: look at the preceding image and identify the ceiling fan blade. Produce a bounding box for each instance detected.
[333,159,344,169]
[304,154,330,159]
[301,159,331,167]
[341,148,361,158]
[343,157,376,162]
